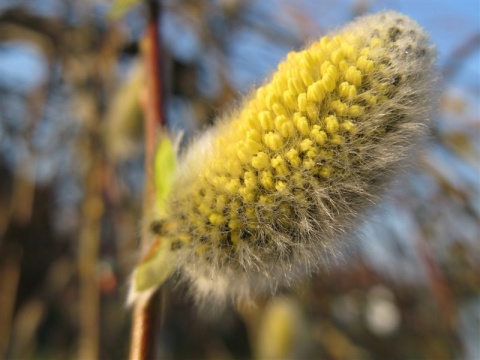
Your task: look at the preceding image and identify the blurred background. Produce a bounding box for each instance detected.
[0,0,478,359]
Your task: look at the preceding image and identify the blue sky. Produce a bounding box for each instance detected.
[0,0,478,96]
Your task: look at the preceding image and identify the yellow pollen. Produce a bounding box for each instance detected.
[260,171,275,190]
[271,155,288,175]
[286,148,301,167]
[264,132,284,150]
[311,125,327,145]
[252,152,270,170]
[209,213,224,226]
[325,115,339,133]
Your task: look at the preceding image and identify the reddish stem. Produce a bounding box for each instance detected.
[130,1,165,359]
[129,292,161,360]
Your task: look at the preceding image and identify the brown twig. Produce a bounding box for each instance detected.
[0,244,22,359]
[129,1,165,359]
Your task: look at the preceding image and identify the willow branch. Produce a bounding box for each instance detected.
[130,1,165,359]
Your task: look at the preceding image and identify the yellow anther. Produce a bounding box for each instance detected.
[228,219,241,230]
[325,115,339,133]
[306,149,317,158]
[330,134,344,145]
[244,171,257,189]
[240,187,256,202]
[209,213,224,226]
[230,231,241,245]
[264,132,284,150]
[357,55,374,73]
[277,61,287,72]
[332,35,343,46]
[349,105,365,116]
[230,200,241,213]
[311,50,324,65]
[307,82,325,102]
[212,175,228,188]
[274,115,288,132]
[245,139,262,153]
[252,152,270,169]
[300,138,314,152]
[330,100,347,115]
[331,48,344,65]
[246,112,261,131]
[275,115,295,138]
[311,125,327,145]
[345,66,362,87]
[341,43,355,59]
[265,93,279,110]
[300,69,314,86]
[283,90,297,109]
[360,47,371,56]
[260,171,275,190]
[225,178,241,194]
[295,115,310,135]
[259,195,274,205]
[198,203,211,216]
[286,51,296,62]
[272,103,287,117]
[303,158,315,169]
[347,86,358,98]
[255,87,267,102]
[275,181,287,192]
[289,77,305,94]
[300,51,315,69]
[225,161,243,177]
[339,82,357,99]
[246,129,262,142]
[271,155,288,175]
[237,147,252,163]
[341,120,357,134]
[365,94,377,107]
[306,103,318,120]
[338,82,348,96]
[327,66,339,82]
[370,37,382,48]
[319,36,330,50]
[259,111,274,130]
[274,72,288,93]
[319,166,332,178]
[338,59,349,72]
[286,148,301,167]
[321,72,336,93]
[297,93,308,112]
[320,61,332,77]
[246,207,255,218]
[215,195,227,212]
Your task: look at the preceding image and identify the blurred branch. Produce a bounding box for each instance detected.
[0,8,62,60]
[442,32,480,80]
[414,236,456,326]
[0,244,22,359]
[77,147,103,360]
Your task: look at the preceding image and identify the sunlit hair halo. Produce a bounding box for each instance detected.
[129,11,437,307]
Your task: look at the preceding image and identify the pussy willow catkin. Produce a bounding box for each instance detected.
[134,11,437,306]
